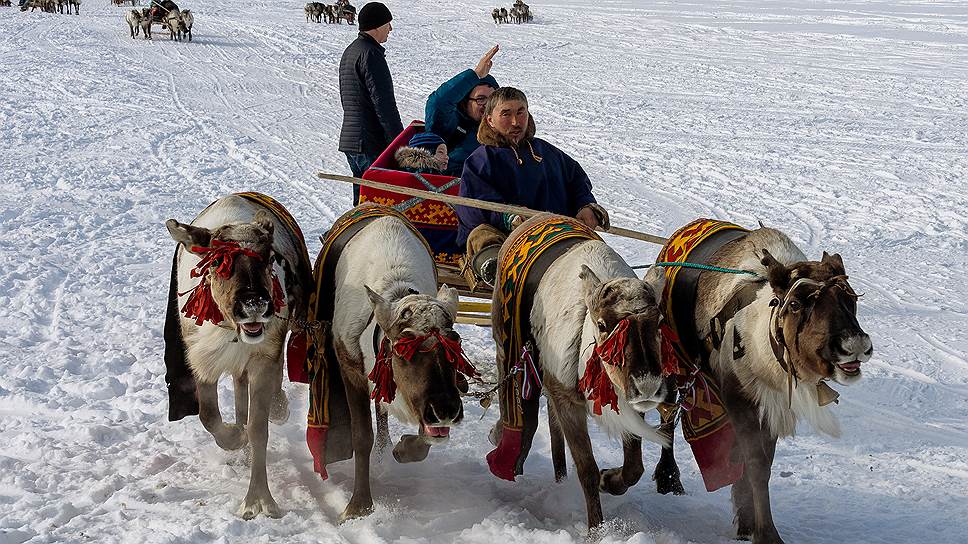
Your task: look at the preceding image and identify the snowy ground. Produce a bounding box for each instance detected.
[1,0,967,542]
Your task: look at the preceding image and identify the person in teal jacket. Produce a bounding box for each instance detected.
[424,45,500,176]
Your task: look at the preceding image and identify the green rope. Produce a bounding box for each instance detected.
[631,262,761,276]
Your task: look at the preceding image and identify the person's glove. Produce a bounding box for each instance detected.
[577,203,610,230]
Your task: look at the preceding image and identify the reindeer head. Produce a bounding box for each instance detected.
[580,265,666,415]
[761,249,872,386]
[167,211,282,345]
[366,285,467,442]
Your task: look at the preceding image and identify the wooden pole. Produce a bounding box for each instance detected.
[317,172,668,246]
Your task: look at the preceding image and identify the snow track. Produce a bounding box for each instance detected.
[1,1,967,542]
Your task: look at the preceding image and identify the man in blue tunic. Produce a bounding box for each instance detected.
[455,87,609,286]
[424,45,501,177]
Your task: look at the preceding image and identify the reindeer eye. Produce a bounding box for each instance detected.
[788,300,802,312]
[597,320,608,333]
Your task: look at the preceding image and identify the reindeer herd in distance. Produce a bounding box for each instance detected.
[492,0,533,24]
[11,0,81,15]
[304,0,356,25]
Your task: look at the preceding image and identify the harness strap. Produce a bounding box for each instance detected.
[706,279,767,353]
[670,228,750,361]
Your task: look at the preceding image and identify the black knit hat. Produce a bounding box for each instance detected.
[358,2,393,32]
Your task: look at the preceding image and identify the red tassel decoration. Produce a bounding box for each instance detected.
[271,275,286,314]
[436,332,480,378]
[660,324,681,378]
[369,340,396,403]
[579,353,620,415]
[179,240,262,326]
[179,280,224,326]
[578,318,630,415]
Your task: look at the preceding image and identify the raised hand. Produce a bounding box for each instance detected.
[474,44,500,79]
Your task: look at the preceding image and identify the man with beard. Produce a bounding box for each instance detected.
[455,87,609,286]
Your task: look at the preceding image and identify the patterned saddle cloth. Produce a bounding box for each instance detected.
[658,218,750,491]
[487,214,600,481]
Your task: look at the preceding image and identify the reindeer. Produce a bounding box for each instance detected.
[645,222,872,543]
[164,7,182,40]
[178,9,193,41]
[140,8,153,39]
[165,194,312,519]
[305,2,323,23]
[318,205,474,521]
[125,9,142,38]
[330,1,354,24]
[488,215,673,529]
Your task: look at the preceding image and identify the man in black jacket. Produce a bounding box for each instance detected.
[338,1,404,205]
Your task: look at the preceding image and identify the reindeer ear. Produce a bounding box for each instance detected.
[166,219,212,252]
[822,251,846,273]
[254,210,274,238]
[579,265,602,308]
[436,284,459,321]
[760,249,790,294]
[365,286,393,330]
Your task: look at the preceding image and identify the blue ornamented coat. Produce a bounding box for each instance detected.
[455,115,597,246]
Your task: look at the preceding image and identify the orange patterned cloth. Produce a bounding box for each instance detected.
[657,218,749,491]
[487,216,600,481]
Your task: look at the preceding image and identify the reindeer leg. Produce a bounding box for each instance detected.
[600,434,643,496]
[653,388,685,495]
[375,400,390,453]
[237,357,283,519]
[234,371,249,425]
[732,471,755,540]
[722,376,784,544]
[336,341,375,521]
[197,380,247,450]
[546,377,603,529]
[548,401,567,482]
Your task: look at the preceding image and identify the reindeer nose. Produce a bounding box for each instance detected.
[633,375,664,402]
[235,293,269,319]
[837,331,873,362]
[424,393,463,425]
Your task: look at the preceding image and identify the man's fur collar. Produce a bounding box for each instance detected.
[477,114,537,148]
[394,146,441,172]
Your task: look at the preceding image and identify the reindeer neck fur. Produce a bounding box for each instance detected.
[531,241,667,445]
[697,227,840,439]
[181,317,286,383]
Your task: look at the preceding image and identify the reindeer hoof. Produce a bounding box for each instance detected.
[269,389,290,424]
[599,468,630,496]
[214,424,248,451]
[392,434,431,463]
[653,465,685,495]
[237,493,281,520]
[338,500,374,522]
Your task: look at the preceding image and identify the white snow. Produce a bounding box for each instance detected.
[1,0,967,542]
